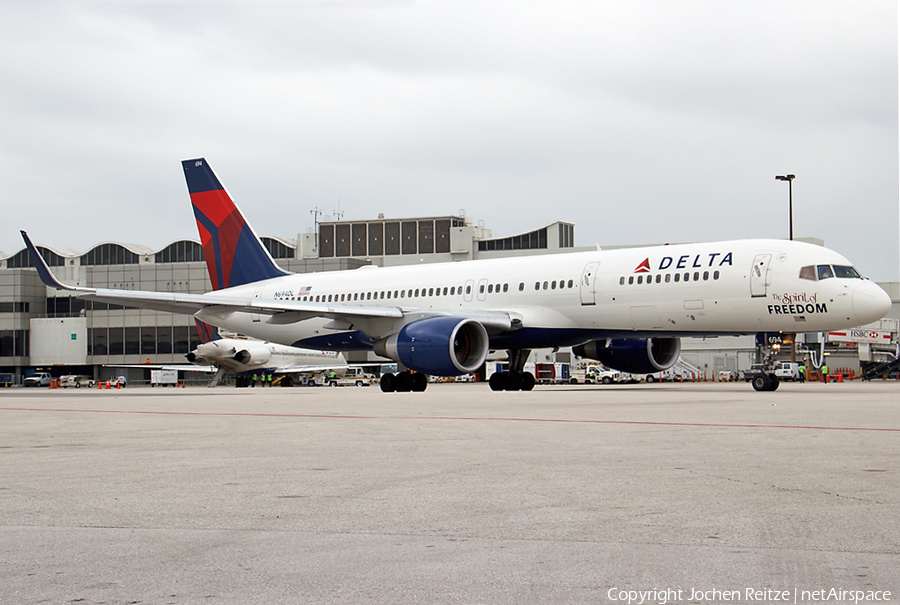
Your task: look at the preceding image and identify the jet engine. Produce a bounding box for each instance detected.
[374,316,489,376]
[232,346,272,368]
[573,337,681,374]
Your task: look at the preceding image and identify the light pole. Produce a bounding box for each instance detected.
[775,174,796,363]
[775,174,795,240]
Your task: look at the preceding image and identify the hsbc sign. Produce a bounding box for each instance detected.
[827,329,892,344]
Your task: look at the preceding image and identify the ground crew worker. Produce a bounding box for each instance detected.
[267,373,273,387]
[252,372,258,387]
[822,364,829,384]
[798,363,806,383]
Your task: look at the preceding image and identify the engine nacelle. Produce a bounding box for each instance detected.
[232,346,272,368]
[374,317,489,376]
[573,337,681,374]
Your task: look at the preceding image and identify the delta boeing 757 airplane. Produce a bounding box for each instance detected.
[21,158,891,393]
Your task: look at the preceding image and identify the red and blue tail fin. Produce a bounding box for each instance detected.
[182,158,289,291]
[194,319,222,344]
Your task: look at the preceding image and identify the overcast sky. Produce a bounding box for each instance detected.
[1,1,897,280]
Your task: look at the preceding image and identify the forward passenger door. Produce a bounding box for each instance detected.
[750,254,772,298]
[580,262,600,306]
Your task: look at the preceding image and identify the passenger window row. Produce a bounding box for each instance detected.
[619,271,720,286]
[303,286,467,303]
[272,277,579,303]
[533,279,575,291]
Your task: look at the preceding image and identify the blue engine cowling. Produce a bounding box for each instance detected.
[374,317,490,376]
[573,337,681,374]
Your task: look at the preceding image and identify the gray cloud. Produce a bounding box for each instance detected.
[1,0,896,280]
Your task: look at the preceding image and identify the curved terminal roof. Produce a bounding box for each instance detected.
[1,237,279,265]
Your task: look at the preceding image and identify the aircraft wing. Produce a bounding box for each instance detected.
[106,364,217,373]
[273,363,359,375]
[21,231,515,333]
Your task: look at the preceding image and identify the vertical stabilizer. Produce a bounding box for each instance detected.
[194,319,222,344]
[182,158,289,290]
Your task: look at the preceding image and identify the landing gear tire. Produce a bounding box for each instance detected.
[768,375,780,391]
[281,376,293,387]
[489,372,506,391]
[520,372,536,391]
[395,371,414,392]
[505,372,522,391]
[751,374,771,392]
[412,373,428,392]
[380,373,396,393]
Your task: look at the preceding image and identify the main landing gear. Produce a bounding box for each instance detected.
[489,371,536,391]
[380,371,428,393]
[489,348,536,392]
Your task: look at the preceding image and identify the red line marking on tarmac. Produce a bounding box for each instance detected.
[1,406,898,432]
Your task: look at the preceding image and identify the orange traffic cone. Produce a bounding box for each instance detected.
[116,379,121,389]
[105,380,110,389]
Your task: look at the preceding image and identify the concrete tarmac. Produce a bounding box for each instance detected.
[1,381,898,605]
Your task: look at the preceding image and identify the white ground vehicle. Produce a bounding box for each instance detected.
[322,367,376,387]
[326,375,374,387]
[774,362,801,381]
[151,369,179,387]
[570,365,630,385]
[60,375,95,388]
[589,367,631,384]
[24,372,52,387]
[643,369,678,383]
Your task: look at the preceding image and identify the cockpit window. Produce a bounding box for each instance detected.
[799,265,817,281]
[812,264,861,280]
[833,265,861,279]
[817,265,835,280]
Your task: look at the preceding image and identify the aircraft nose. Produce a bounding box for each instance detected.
[852,281,892,325]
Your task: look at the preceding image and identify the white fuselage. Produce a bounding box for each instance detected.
[193,239,890,351]
[190,338,343,372]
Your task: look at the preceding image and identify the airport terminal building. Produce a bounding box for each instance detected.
[1,214,897,384]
